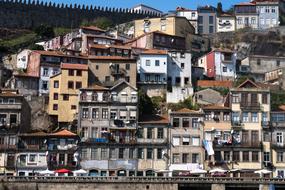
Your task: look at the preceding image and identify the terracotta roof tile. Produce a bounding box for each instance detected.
[203,105,231,110]
[88,56,136,61]
[141,49,168,55]
[83,84,109,91]
[139,115,169,124]
[0,92,22,97]
[61,63,88,70]
[19,131,48,137]
[197,80,233,88]
[81,26,106,32]
[278,105,285,111]
[90,44,131,50]
[51,129,77,137]
[174,108,201,114]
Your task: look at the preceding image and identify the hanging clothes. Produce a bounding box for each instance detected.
[203,140,214,155]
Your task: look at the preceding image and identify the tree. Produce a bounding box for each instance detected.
[138,90,155,118]
[28,44,44,50]
[34,24,55,39]
[217,2,223,15]
[80,17,113,30]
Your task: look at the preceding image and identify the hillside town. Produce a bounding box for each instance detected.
[0,0,285,180]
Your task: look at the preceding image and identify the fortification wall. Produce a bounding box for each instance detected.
[0,0,158,29]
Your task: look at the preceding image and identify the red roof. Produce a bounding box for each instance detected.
[61,63,88,71]
[81,26,106,32]
[51,129,77,137]
[139,115,169,124]
[141,49,168,55]
[88,56,135,61]
[89,44,131,50]
[197,80,233,88]
[55,168,72,173]
[235,2,256,6]
[174,108,202,114]
[203,105,231,110]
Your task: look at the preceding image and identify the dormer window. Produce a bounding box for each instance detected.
[81,92,87,101]
[103,92,110,102]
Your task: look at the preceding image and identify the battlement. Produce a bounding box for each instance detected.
[0,0,159,29]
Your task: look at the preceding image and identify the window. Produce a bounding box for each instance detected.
[232,112,240,122]
[53,93,58,100]
[242,112,249,122]
[257,59,261,66]
[264,152,270,162]
[105,76,110,82]
[137,128,144,138]
[137,148,144,159]
[180,52,185,58]
[185,77,189,85]
[223,112,230,121]
[182,137,190,145]
[251,131,259,145]
[110,109,117,119]
[76,70,82,76]
[243,151,249,162]
[173,153,180,164]
[92,108,99,119]
[198,16,203,24]
[101,148,108,160]
[173,118,180,127]
[252,151,259,162]
[96,65,99,70]
[68,81,74,89]
[192,137,200,146]
[251,17,256,24]
[147,148,153,159]
[76,82,82,89]
[192,118,199,129]
[209,16,214,24]
[10,114,17,125]
[102,108,108,119]
[223,67,227,72]
[175,77,181,85]
[81,127,88,138]
[92,93,98,101]
[147,128,153,139]
[209,26,214,33]
[53,104,58,110]
[110,148,116,159]
[119,148,125,159]
[43,68,49,76]
[233,151,240,161]
[146,60,150,66]
[237,17,242,24]
[262,94,268,104]
[172,137,180,146]
[54,81,59,88]
[157,128,164,139]
[277,132,283,145]
[191,153,199,163]
[125,64,130,70]
[91,127,98,138]
[224,151,230,161]
[71,105,76,110]
[91,148,98,160]
[145,74,150,82]
[182,153,189,163]
[182,118,189,128]
[82,108,89,118]
[232,94,239,103]
[157,148,163,159]
[277,152,283,162]
[119,110,127,120]
[63,94,69,101]
[155,75,160,82]
[42,81,48,90]
[205,112,211,121]
[155,60,160,66]
[251,112,258,123]
[181,63,185,69]
[68,70,74,76]
[242,131,249,145]
[129,148,135,159]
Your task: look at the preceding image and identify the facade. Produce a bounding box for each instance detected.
[240,55,285,82]
[264,67,285,90]
[234,2,259,30]
[256,0,279,29]
[137,115,170,176]
[169,108,204,176]
[176,7,198,34]
[198,49,237,81]
[197,6,217,34]
[16,49,31,70]
[78,81,138,176]
[167,51,193,103]
[137,49,168,97]
[132,4,163,16]
[88,56,137,88]
[48,63,88,124]
[194,88,224,106]
[216,14,236,33]
[229,80,270,177]
[88,44,132,57]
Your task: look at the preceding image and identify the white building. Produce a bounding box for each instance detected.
[176,7,198,34]
[132,4,163,16]
[214,50,237,81]
[256,0,279,29]
[216,14,236,33]
[167,51,193,103]
[137,49,168,97]
[17,49,31,70]
[235,2,259,30]
[39,64,60,96]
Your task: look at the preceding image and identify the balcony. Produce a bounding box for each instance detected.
[0,103,22,110]
[231,121,243,129]
[261,121,272,129]
[240,103,260,111]
[47,144,77,151]
[137,138,167,145]
[110,68,127,76]
[213,140,262,148]
[48,161,77,170]
[0,144,17,150]
[137,80,167,85]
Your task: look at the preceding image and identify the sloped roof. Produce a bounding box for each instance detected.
[19,131,48,137]
[88,56,135,61]
[83,84,109,91]
[237,79,260,88]
[202,105,231,110]
[141,49,168,55]
[173,108,202,114]
[139,115,169,124]
[61,63,88,70]
[110,79,137,91]
[81,26,106,32]
[51,129,77,137]
[235,2,256,6]
[197,80,233,88]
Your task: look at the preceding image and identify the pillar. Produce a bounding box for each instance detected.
[212,184,225,190]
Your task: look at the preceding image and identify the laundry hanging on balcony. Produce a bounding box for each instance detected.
[203,140,214,156]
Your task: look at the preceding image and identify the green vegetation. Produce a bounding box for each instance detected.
[138,90,156,118]
[168,97,199,111]
[54,27,72,36]
[234,76,255,87]
[271,91,285,111]
[0,32,37,52]
[217,2,223,15]
[81,17,113,30]
[34,24,55,39]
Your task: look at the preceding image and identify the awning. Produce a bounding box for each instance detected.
[209,168,227,173]
[55,169,71,174]
[39,169,54,175]
[254,169,272,174]
[73,169,88,174]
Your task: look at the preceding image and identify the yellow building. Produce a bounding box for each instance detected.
[134,15,196,51]
[48,63,88,124]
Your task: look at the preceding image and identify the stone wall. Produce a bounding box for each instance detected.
[0,0,158,29]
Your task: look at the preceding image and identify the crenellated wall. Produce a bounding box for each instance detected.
[0,0,159,29]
